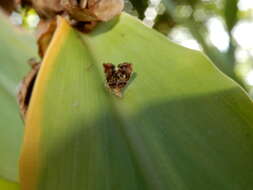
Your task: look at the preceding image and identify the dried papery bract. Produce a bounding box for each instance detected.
[88,0,124,21]
[63,0,124,22]
[21,0,63,18]
[18,59,40,120]
[0,0,17,14]
[36,18,57,57]
[62,1,97,22]
[20,0,124,22]
[79,0,87,8]
[17,17,59,120]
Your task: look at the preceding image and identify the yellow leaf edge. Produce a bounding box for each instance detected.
[19,17,71,190]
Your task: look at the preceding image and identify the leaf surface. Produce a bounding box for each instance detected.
[0,178,19,190]
[21,13,253,190]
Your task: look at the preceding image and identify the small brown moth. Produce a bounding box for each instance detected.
[103,63,133,97]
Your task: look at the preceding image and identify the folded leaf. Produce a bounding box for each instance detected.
[20,13,253,190]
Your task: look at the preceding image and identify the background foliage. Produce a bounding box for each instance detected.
[124,0,253,94]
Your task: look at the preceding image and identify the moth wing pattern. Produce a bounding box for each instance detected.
[117,62,133,81]
[103,62,133,97]
[103,63,115,80]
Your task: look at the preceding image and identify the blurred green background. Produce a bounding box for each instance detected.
[126,0,253,97]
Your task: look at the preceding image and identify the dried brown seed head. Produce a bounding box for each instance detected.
[19,0,124,22]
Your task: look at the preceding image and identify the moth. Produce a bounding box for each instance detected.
[103,63,133,97]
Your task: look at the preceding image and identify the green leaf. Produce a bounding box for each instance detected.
[224,0,238,31]
[21,14,253,190]
[0,12,37,182]
[128,0,148,19]
[0,178,19,190]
